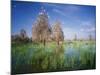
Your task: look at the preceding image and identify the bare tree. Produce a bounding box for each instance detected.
[32,23,39,42]
[89,34,92,41]
[19,29,29,42]
[32,7,51,46]
[52,21,64,45]
[74,34,77,41]
[20,29,27,39]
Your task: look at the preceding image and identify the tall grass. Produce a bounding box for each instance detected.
[11,41,96,74]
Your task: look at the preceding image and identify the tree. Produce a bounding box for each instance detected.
[52,21,64,45]
[11,34,20,42]
[89,34,92,41]
[32,7,51,46]
[32,23,39,42]
[74,34,77,41]
[19,29,29,42]
[20,29,27,39]
[11,29,29,43]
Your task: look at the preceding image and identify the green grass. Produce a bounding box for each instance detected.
[11,41,96,74]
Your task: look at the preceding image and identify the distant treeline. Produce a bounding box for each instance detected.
[11,29,31,43]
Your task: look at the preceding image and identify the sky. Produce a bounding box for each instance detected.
[11,1,96,40]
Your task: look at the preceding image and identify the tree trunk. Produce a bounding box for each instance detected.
[57,39,59,45]
[43,39,46,46]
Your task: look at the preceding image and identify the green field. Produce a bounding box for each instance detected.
[11,41,96,74]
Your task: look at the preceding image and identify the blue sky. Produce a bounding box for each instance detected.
[11,1,96,40]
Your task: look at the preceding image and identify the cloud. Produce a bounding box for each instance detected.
[53,9,66,16]
[42,3,61,8]
[80,27,95,32]
[81,21,94,27]
[80,21,96,33]
[42,3,82,19]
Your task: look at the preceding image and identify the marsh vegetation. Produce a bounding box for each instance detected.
[12,40,96,74]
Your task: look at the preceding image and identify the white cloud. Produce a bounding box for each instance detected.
[81,21,94,27]
[80,27,95,32]
[53,9,66,16]
[80,21,96,33]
